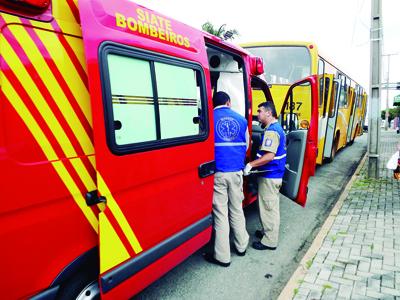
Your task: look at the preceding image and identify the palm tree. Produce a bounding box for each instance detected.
[201,21,239,41]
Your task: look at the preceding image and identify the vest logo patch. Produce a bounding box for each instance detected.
[264,138,273,147]
[216,117,240,141]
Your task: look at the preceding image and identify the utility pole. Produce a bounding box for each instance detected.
[368,0,382,178]
[382,53,400,131]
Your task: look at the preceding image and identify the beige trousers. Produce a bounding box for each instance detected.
[213,171,249,263]
[257,177,282,248]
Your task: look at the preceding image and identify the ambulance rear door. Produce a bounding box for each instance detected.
[78,0,214,297]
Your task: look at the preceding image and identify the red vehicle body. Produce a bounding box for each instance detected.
[0,0,318,299]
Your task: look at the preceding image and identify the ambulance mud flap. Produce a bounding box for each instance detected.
[100,215,212,293]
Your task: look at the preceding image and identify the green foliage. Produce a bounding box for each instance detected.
[381,106,400,121]
[305,259,313,269]
[321,284,332,294]
[201,21,239,40]
[293,288,299,296]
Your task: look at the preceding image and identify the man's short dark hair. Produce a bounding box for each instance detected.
[213,91,230,107]
[258,101,278,118]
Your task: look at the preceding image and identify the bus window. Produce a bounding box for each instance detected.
[322,77,330,117]
[319,77,324,107]
[245,46,311,84]
[318,58,325,107]
[339,85,347,108]
[329,81,338,117]
[206,46,246,117]
[104,50,207,153]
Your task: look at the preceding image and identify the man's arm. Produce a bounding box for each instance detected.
[249,151,275,168]
[243,130,279,175]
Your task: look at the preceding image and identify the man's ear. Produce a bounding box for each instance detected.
[227,100,232,107]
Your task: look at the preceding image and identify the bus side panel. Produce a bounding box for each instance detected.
[0,17,97,298]
[336,107,348,150]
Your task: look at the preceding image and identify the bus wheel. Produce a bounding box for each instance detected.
[326,138,338,163]
[57,272,100,300]
[331,138,338,160]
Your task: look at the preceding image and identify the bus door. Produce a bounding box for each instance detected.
[316,74,333,164]
[323,78,340,161]
[350,86,360,141]
[279,76,319,206]
[346,87,357,144]
[79,0,214,297]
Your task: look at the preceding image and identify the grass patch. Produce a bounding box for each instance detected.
[305,259,313,269]
[321,283,333,294]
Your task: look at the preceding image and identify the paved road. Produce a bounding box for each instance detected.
[134,134,367,300]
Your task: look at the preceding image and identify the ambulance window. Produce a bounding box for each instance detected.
[102,46,208,154]
[108,54,157,145]
[155,62,201,139]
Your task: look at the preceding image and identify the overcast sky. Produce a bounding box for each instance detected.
[134,0,400,107]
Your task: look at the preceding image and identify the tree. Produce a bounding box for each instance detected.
[201,21,239,41]
[381,106,400,122]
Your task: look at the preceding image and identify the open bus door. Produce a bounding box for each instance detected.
[323,78,341,161]
[79,0,214,297]
[316,74,334,164]
[248,75,318,207]
[279,76,319,207]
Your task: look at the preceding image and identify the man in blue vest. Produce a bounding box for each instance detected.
[244,101,286,250]
[203,91,249,267]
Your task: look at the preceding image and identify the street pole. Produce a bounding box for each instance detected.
[382,53,400,131]
[368,0,382,178]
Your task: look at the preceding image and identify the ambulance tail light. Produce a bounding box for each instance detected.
[0,0,50,13]
[251,56,264,76]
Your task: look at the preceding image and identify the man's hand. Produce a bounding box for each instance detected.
[243,163,252,176]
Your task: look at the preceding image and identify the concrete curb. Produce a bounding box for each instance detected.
[277,152,368,300]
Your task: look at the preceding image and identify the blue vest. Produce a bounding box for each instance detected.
[257,122,286,178]
[214,107,247,172]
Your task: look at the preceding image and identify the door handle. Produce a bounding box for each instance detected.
[86,190,107,206]
[198,161,215,178]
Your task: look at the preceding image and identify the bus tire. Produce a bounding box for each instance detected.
[326,137,338,163]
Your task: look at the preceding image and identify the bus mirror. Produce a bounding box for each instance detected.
[250,56,264,75]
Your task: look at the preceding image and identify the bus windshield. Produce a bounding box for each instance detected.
[246,46,311,84]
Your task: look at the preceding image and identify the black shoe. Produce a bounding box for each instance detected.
[255,230,264,239]
[203,253,230,267]
[252,241,277,251]
[233,247,246,257]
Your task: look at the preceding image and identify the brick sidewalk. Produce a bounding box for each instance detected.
[280,130,400,300]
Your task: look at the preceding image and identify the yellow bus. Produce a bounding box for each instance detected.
[241,41,367,164]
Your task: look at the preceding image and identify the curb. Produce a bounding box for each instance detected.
[277,152,368,300]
